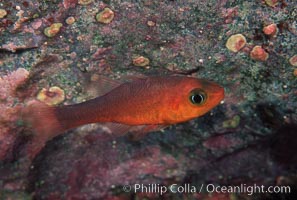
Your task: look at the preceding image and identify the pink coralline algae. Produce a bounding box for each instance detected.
[203,135,242,150]
[0,68,29,160]
[250,45,269,61]
[63,145,182,199]
[221,7,238,24]
[32,131,185,199]
[263,24,278,37]
[110,146,180,180]
[63,0,78,9]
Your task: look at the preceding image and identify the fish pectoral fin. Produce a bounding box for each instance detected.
[128,124,168,141]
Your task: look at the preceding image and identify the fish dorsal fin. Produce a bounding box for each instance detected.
[84,74,147,98]
[118,74,147,82]
[85,74,123,97]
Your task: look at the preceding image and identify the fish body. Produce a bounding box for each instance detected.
[53,76,224,130]
[23,76,224,158]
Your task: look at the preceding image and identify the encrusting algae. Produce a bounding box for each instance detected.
[226,34,246,53]
[96,8,114,24]
[0,9,7,19]
[250,45,269,61]
[44,23,63,37]
[37,86,65,106]
[65,17,76,25]
[293,69,297,77]
[78,0,93,5]
[263,24,278,37]
[289,55,297,67]
[132,56,150,67]
[265,0,279,7]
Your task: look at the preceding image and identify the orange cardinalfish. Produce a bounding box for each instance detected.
[23,76,224,156]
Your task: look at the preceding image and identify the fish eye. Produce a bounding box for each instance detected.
[189,89,207,105]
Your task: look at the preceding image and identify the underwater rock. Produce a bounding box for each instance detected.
[0,68,29,161]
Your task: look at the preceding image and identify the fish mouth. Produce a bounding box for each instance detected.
[196,79,225,104]
[209,87,225,104]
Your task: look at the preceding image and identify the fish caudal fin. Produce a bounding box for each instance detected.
[22,101,62,159]
[23,101,62,136]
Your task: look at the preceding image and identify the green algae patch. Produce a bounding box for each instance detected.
[223,115,241,128]
[44,23,63,37]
